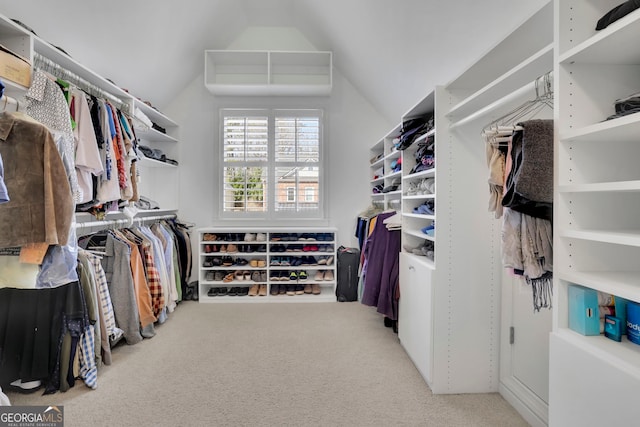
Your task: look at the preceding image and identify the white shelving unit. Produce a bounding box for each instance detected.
[197,228,337,303]
[368,124,402,211]
[550,1,640,425]
[204,50,332,96]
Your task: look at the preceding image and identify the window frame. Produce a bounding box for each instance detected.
[219,108,325,221]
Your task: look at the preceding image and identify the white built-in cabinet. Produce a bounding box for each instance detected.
[550,1,640,425]
[0,12,180,222]
[204,50,332,96]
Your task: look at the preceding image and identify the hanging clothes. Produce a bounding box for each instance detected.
[25,70,81,203]
[360,211,401,320]
[71,87,103,205]
[0,281,85,394]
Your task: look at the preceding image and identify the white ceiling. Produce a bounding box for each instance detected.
[0,0,547,122]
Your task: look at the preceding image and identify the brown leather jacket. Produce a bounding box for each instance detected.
[0,112,73,247]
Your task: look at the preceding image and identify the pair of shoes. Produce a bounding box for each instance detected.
[319,256,334,266]
[250,259,266,267]
[208,287,228,296]
[313,270,334,281]
[203,233,217,241]
[204,244,219,253]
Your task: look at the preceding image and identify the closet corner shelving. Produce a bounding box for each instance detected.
[551,1,640,425]
[204,50,332,96]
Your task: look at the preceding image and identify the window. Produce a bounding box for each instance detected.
[286,187,296,202]
[304,187,315,202]
[221,109,324,219]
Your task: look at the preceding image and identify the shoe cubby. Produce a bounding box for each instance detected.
[198,227,338,303]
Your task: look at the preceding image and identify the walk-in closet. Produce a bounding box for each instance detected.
[1,1,639,426]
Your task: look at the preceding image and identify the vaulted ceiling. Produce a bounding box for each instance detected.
[0,0,547,122]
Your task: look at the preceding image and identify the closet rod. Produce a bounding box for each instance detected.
[33,53,131,113]
[74,213,177,235]
[449,71,553,130]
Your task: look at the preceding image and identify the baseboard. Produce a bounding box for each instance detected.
[499,377,548,427]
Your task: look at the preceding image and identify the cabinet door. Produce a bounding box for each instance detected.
[505,273,552,403]
[398,252,433,384]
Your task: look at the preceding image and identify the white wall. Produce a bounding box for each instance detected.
[164,27,391,278]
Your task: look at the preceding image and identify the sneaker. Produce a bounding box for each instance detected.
[325,256,334,266]
[298,270,308,281]
[304,283,312,294]
[244,233,256,242]
[289,271,298,281]
[295,284,304,295]
[314,271,324,281]
[311,283,321,295]
[256,233,267,241]
[286,285,296,296]
[270,284,280,295]
[324,270,335,281]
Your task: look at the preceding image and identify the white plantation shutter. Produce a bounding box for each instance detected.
[221,109,323,219]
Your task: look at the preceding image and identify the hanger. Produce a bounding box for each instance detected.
[1,95,19,112]
[482,72,554,147]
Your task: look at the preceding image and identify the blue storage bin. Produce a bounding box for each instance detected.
[626,300,640,346]
[568,284,600,336]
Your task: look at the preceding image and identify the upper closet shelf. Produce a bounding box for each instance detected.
[447,44,553,120]
[204,50,332,96]
[559,10,640,65]
[560,112,640,142]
